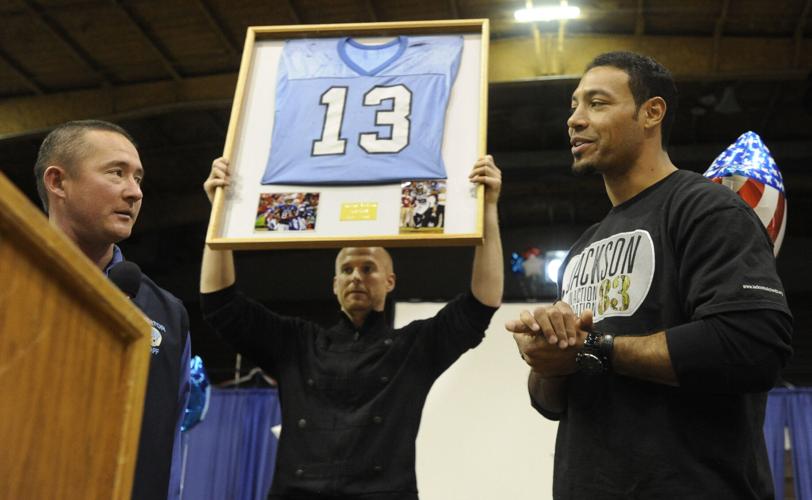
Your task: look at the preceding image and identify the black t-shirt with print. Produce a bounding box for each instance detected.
[543,170,791,500]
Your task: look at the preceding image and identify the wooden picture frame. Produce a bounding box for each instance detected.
[206,19,489,250]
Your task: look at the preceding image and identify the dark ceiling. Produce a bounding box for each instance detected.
[1,0,811,383]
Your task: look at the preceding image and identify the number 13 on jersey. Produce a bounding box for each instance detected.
[313,84,412,156]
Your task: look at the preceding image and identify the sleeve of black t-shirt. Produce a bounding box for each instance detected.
[200,284,306,378]
[416,291,498,377]
[672,195,790,319]
[666,308,792,393]
[667,186,792,390]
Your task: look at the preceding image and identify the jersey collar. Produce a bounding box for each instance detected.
[337,36,408,76]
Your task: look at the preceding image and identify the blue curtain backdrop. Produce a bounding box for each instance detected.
[178,388,282,500]
[176,387,809,500]
[764,388,812,500]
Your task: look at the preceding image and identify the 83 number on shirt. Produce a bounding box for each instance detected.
[312,84,412,156]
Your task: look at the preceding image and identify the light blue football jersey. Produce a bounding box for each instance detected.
[262,35,463,185]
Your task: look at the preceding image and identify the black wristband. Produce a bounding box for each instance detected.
[598,330,614,369]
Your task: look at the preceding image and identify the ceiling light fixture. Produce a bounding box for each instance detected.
[514,4,581,22]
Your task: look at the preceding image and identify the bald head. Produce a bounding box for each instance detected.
[335,247,393,274]
[333,247,396,320]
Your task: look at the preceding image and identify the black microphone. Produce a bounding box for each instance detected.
[108,261,142,299]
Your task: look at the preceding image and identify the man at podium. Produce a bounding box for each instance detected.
[34,120,191,500]
[200,156,503,499]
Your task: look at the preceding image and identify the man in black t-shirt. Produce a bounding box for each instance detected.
[507,52,792,500]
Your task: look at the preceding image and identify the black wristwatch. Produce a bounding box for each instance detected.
[575,329,615,373]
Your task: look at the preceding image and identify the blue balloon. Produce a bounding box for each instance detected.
[181,355,211,432]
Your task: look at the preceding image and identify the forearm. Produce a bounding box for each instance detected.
[471,202,503,307]
[200,245,235,293]
[612,331,678,386]
[528,371,568,414]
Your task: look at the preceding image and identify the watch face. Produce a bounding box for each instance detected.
[576,352,604,373]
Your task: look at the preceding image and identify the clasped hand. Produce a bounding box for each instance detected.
[505,302,593,378]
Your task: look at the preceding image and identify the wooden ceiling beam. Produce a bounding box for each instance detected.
[0,47,44,95]
[634,0,645,36]
[489,33,812,82]
[20,0,112,86]
[2,33,811,137]
[712,0,730,72]
[194,0,240,59]
[448,0,460,19]
[0,73,235,139]
[285,0,302,24]
[112,0,183,81]
[363,0,379,22]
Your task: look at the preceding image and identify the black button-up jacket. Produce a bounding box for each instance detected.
[201,286,497,499]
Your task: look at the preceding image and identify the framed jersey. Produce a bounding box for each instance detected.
[206,20,489,250]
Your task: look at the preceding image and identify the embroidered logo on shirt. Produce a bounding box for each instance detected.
[150,320,166,355]
[561,230,655,321]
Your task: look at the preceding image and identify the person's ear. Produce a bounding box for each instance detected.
[333,275,339,297]
[386,272,396,293]
[643,96,666,129]
[43,166,68,202]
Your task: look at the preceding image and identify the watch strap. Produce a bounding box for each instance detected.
[576,329,614,373]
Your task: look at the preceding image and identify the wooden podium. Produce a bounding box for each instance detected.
[0,172,151,499]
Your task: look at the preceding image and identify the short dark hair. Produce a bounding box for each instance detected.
[586,51,679,148]
[33,120,137,212]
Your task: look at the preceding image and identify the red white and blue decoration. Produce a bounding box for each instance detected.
[511,247,543,278]
[703,131,787,256]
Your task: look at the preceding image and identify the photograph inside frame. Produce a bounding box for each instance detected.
[255,192,320,232]
[399,180,447,234]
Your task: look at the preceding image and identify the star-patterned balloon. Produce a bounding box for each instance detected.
[704,131,787,256]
